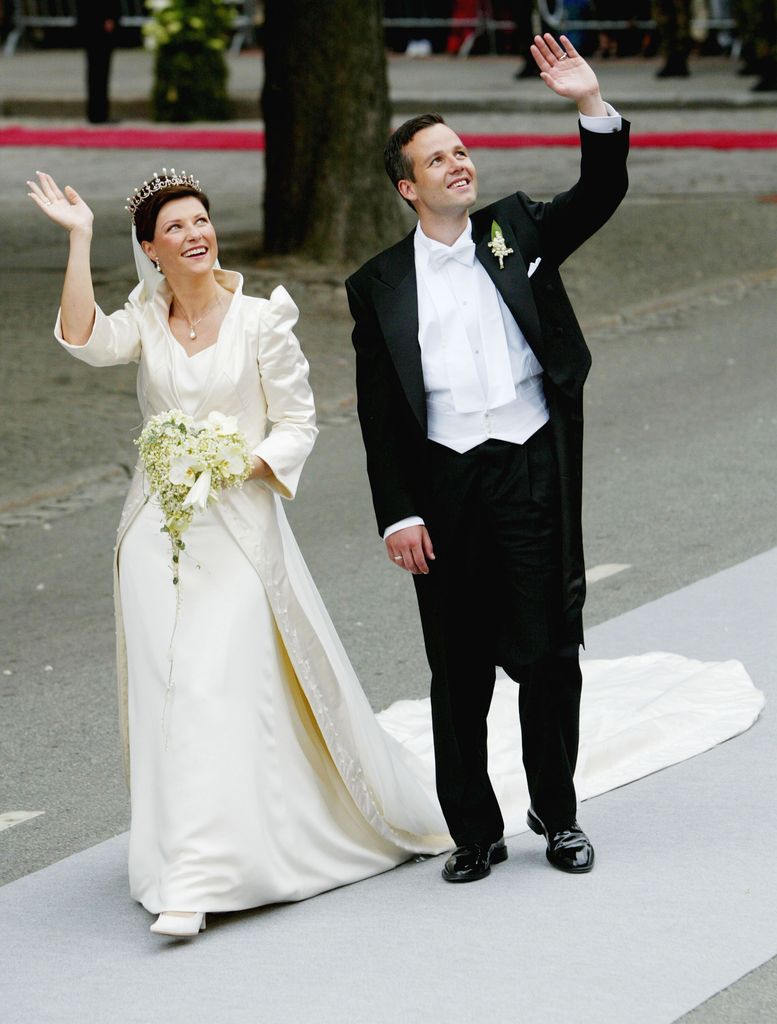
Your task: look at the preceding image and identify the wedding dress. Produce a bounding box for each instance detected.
[57,276,765,915]
[119,342,413,912]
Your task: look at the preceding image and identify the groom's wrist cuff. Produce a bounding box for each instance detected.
[579,102,622,133]
[383,516,425,541]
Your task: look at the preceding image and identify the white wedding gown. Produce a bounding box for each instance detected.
[121,343,410,913]
[119,341,764,915]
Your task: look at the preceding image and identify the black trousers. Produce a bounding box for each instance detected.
[84,38,114,123]
[413,425,582,845]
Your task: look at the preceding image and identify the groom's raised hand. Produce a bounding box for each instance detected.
[385,525,435,576]
[530,34,607,117]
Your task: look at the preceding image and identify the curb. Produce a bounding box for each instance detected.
[2,93,776,121]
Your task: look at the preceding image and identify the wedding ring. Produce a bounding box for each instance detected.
[559,52,569,60]
[394,555,403,561]
[43,199,52,205]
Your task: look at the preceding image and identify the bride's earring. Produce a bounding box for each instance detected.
[155,259,161,273]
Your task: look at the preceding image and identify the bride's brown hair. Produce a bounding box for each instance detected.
[134,185,211,243]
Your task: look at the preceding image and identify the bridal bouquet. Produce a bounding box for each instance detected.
[136,409,251,583]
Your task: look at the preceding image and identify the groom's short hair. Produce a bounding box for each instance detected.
[384,113,446,198]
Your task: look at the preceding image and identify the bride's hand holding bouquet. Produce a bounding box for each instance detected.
[136,409,253,583]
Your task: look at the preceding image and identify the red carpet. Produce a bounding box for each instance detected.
[2,125,776,151]
[463,131,777,149]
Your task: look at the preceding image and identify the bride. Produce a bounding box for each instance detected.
[27,169,763,940]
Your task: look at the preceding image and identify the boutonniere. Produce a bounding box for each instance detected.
[487,221,514,270]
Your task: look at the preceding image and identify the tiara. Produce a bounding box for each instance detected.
[125,167,202,222]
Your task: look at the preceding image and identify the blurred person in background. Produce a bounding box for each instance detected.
[509,1,542,77]
[653,0,692,76]
[385,0,451,55]
[736,0,777,89]
[701,0,735,53]
[592,1,653,58]
[76,0,121,124]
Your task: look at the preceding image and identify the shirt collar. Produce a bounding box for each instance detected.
[414,219,475,270]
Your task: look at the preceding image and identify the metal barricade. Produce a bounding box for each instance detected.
[118,0,148,29]
[384,1,513,57]
[3,0,256,57]
[384,1,737,55]
[4,0,76,57]
[536,0,735,34]
[3,1,736,60]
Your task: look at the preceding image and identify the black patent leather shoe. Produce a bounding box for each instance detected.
[527,808,594,874]
[441,838,508,883]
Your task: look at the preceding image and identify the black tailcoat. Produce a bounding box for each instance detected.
[346,122,630,644]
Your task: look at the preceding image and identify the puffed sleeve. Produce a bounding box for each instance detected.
[54,282,143,366]
[252,285,318,500]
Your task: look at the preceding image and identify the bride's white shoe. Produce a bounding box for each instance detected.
[150,911,206,937]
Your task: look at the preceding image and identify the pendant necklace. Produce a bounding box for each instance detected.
[177,292,223,341]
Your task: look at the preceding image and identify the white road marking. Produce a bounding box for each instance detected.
[0,811,44,832]
[586,563,632,584]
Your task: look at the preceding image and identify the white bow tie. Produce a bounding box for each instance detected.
[427,236,476,272]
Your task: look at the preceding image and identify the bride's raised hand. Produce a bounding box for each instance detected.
[27,171,94,235]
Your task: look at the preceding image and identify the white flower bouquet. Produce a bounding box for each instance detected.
[136,409,251,583]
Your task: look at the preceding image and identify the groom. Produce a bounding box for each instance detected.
[347,35,629,881]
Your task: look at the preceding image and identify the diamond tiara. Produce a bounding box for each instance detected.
[125,167,202,222]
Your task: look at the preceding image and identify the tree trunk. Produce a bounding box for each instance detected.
[262,0,403,262]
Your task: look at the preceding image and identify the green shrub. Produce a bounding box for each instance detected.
[144,0,235,122]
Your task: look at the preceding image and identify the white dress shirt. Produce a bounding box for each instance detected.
[385,105,622,540]
[415,221,549,454]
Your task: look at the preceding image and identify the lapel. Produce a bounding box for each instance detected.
[370,232,427,431]
[473,218,544,363]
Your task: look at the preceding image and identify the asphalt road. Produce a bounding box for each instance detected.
[1,106,776,1018]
